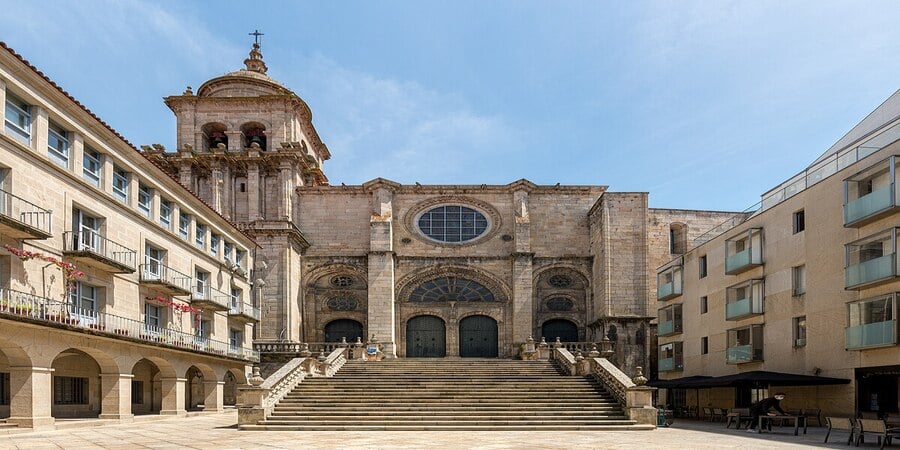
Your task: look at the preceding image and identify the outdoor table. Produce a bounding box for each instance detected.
[757,415,807,436]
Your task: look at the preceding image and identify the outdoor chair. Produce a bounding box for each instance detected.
[855,418,894,449]
[703,407,713,421]
[824,417,856,445]
[804,408,823,427]
[712,408,728,422]
[687,405,699,418]
[726,408,753,429]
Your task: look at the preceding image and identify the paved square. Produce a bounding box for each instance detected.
[0,412,856,449]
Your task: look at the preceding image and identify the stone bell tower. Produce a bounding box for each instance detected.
[146,39,330,343]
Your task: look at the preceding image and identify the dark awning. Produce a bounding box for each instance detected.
[647,376,714,389]
[650,371,850,389]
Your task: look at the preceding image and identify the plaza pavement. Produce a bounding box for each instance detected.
[0,411,858,449]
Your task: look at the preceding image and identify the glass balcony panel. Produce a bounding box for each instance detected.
[726,298,751,320]
[845,253,896,288]
[726,248,751,273]
[657,282,674,300]
[658,358,675,372]
[844,185,893,225]
[658,320,674,336]
[846,320,896,349]
[726,345,753,363]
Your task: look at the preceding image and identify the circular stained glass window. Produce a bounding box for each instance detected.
[409,277,495,302]
[548,275,573,288]
[327,297,358,311]
[546,297,574,311]
[417,205,488,243]
[331,276,354,288]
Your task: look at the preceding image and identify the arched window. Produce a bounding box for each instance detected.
[201,123,227,150]
[240,122,267,150]
[409,277,495,302]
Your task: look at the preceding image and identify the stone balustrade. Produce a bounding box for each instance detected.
[590,358,657,426]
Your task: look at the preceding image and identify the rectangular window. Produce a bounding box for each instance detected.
[179,213,190,240]
[235,249,245,269]
[793,209,805,234]
[144,244,165,280]
[53,376,88,405]
[210,233,220,256]
[195,223,206,249]
[700,296,708,314]
[195,269,209,298]
[701,336,709,355]
[231,287,242,309]
[793,316,807,347]
[69,281,98,313]
[229,328,243,347]
[73,208,101,252]
[112,166,129,203]
[5,93,32,144]
[699,255,707,278]
[196,319,210,339]
[82,146,102,186]
[658,303,683,336]
[47,121,70,167]
[137,184,151,216]
[131,380,144,404]
[0,372,9,405]
[144,303,161,329]
[159,200,172,229]
[224,242,234,264]
[792,265,806,296]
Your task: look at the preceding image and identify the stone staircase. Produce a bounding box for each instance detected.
[242,358,653,431]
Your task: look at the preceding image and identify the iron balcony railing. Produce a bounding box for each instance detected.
[0,187,52,236]
[0,288,258,362]
[63,231,137,272]
[191,285,231,310]
[228,302,260,320]
[139,263,192,294]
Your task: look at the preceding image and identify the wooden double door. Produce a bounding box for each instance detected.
[406,315,499,358]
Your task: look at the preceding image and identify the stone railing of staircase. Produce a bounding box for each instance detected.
[237,346,351,426]
[551,347,657,426]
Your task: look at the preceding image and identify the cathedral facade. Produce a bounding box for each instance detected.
[149,44,737,373]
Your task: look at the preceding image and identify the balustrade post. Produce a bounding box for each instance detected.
[537,337,550,360]
[237,367,269,425]
[625,367,657,426]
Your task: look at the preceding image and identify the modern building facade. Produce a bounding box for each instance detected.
[656,90,900,416]
[0,43,259,428]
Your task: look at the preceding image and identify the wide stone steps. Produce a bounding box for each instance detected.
[244,359,646,431]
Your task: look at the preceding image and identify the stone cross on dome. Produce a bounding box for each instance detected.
[244,29,268,74]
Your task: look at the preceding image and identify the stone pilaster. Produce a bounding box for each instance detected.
[512,254,534,347]
[178,162,192,189]
[279,162,293,220]
[209,164,223,213]
[247,162,260,221]
[203,380,225,412]
[7,366,54,429]
[367,185,397,357]
[99,373,134,421]
[159,377,187,416]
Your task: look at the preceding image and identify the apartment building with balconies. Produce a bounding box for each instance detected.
[655,89,900,417]
[0,43,259,428]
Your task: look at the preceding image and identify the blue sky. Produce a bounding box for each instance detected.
[1,1,898,210]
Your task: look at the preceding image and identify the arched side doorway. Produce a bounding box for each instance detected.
[324,319,364,342]
[50,349,103,418]
[406,315,446,357]
[542,319,579,342]
[131,359,163,415]
[185,366,204,411]
[459,315,498,358]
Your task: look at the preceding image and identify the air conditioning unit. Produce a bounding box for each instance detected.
[794,338,806,347]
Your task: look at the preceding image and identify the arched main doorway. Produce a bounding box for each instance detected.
[459,315,498,358]
[324,319,363,342]
[542,319,579,342]
[406,315,446,357]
